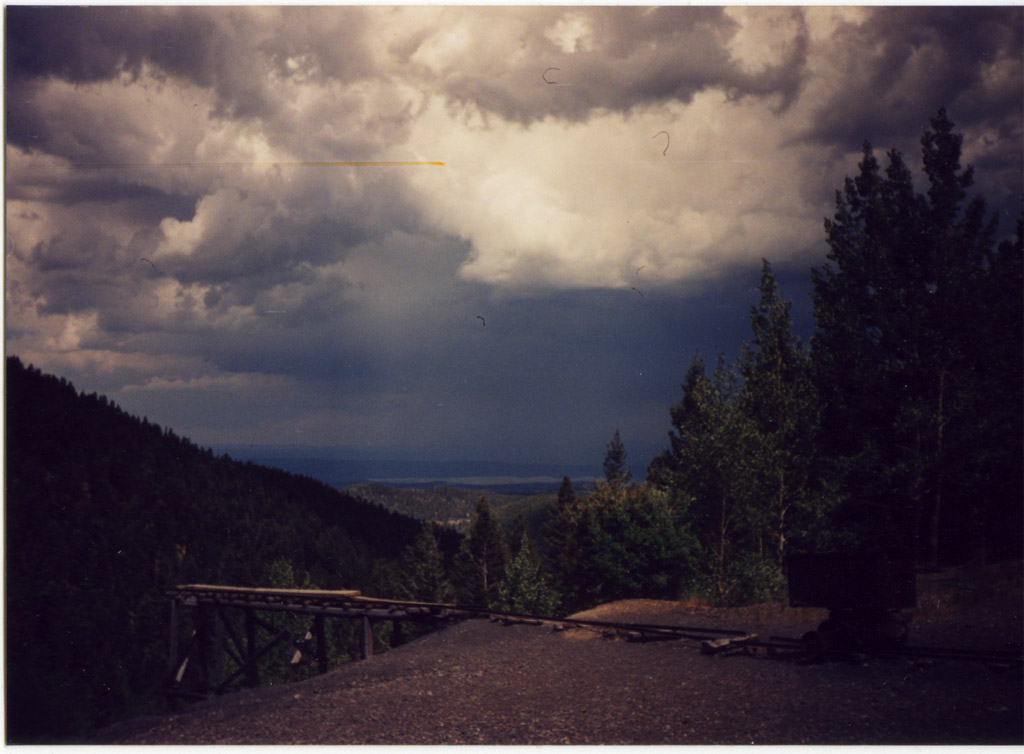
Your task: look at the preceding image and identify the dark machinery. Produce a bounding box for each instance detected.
[787,553,916,658]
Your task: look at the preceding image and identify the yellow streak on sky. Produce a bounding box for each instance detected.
[61,161,445,169]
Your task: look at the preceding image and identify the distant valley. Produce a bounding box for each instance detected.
[343,482,576,535]
[215,445,605,495]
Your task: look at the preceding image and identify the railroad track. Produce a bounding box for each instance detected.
[467,606,1021,666]
[170,585,1023,668]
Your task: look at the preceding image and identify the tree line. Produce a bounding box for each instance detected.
[383,109,1022,616]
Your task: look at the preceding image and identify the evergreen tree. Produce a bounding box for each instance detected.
[557,474,578,507]
[451,497,508,607]
[546,475,581,603]
[395,522,455,604]
[374,522,457,647]
[739,260,822,579]
[569,484,697,609]
[651,353,752,603]
[602,428,631,492]
[647,354,707,490]
[506,515,529,557]
[942,219,1024,562]
[811,108,1014,567]
[496,533,560,616]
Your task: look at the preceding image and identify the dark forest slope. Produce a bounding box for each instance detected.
[345,482,557,529]
[4,356,425,742]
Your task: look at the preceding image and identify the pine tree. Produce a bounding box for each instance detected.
[739,260,821,578]
[653,353,751,603]
[451,496,508,607]
[602,428,631,492]
[811,108,1011,567]
[396,522,455,604]
[647,354,707,490]
[545,475,581,604]
[496,533,560,616]
[557,475,577,507]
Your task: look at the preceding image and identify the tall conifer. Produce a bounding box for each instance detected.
[812,108,1012,566]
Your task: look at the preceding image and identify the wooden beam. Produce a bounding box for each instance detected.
[215,629,291,693]
[195,603,212,689]
[212,607,225,687]
[174,597,460,621]
[218,612,247,671]
[363,616,373,660]
[171,630,197,684]
[700,634,759,655]
[245,609,260,686]
[168,598,179,675]
[174,584,362,599]
[314,615,328,675]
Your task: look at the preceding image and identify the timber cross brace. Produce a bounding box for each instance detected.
[166,585,461,701]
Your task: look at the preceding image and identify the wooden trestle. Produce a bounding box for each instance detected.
[166,585,463,700]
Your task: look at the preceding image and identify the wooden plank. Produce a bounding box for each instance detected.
[363,616,373,660]
[314,615,328,675]
[500,617,543,626]
[245,609,260,686]
[182,598,446,622]
[700,634,759,655]
[174,656,190,684]
[168,598,179,675]
[212,607,225,686]
[195,603,213,688]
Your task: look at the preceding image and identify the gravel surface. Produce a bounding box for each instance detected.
[98,595,1022,745]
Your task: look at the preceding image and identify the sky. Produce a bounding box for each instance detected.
[5,5,1023,474]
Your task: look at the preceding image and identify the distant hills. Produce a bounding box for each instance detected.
[214,445,604,494]
[342,482,584,539]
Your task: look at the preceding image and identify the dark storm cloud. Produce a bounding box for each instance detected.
[6,6,145,83]
[166,214,357,292]
[117,225,474,389]
[800,7,1023,151]
[6,6,378,152]
[398,6,808,126]
[7,175,197,224]
[21,228,170,338]
[6,6,1021,463]
[30,225,121,277]
[6,6,206,148]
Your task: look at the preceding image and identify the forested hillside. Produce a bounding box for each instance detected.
[5,356,429,742]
